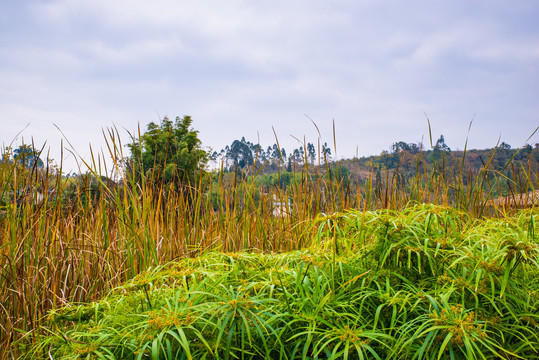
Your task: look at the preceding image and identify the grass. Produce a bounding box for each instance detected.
[24,204,539,359]
[1,127,538,359]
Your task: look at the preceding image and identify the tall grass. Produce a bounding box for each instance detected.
[24,204,539,359]
[0,127,537,358]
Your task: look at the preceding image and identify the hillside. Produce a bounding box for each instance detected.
[212,137,539,198]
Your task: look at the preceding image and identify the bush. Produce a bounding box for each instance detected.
[127,116,208,191]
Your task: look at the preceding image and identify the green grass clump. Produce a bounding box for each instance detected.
[26,204,539,359]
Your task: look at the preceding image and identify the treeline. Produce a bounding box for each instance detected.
[3,117,538,207]
[354,137,537,173]
[343,136,539,198]
[212,134,539,197]
[211,137,332,173]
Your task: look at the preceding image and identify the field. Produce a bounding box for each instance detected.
[26,205,539,359]
[1,131,538,359]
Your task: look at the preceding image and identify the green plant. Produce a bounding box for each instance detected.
[127,115,208,190]
[1,124,538,359]
[22,205,539,359]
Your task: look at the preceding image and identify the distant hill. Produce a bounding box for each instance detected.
[213,138,539,189]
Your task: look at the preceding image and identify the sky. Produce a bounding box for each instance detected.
[1,0,538,174]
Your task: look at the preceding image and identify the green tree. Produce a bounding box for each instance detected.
[293,148,302,164]
[128,116,207,189]
[499,142,511,151]
[432,135,451,163]
[13,144,44,169]
[307,142,316,164]
[328,164,350,188]
[321,142,331,162]
[392,141,411,153]
[226,138,254,171]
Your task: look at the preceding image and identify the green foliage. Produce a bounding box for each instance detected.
[60,173,116,209]
[2,127,538,359]
[0,144,51,212]
[432,135,451,163]
[327,165,350,186]
[228,138,255,170]
[128,116,208,188]
[29,205,539,359]
[257,171,296,189]
[12,144,44,169]
[213,135,539,203]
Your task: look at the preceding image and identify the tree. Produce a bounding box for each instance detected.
[227,138,254,171]
[252,143,266,163]
[307,143,316,164]
[392,141,411,153]
[432,135,450,163]
[281,148,287,161]
[328,164,350,188]
[409,143,421,154]
[286,158,293,172]
[13,144,44,169]
[271,144,280,160]
[293,148,302,164]
[127,116,207,188]
[434,135,451,152]
[321,142,332,162]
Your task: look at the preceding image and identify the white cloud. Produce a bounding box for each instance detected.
[0,0,537,172]
[78,38,185,63]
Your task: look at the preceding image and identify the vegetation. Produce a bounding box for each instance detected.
[12,144,45,169]
[213,134,539,199]
[212,137,331,175]
[127,116,208,190]
[0,120,538,359]
[24,205,539,359]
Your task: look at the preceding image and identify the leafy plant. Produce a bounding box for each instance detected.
[127,116,208,189]
[25,205,539,359]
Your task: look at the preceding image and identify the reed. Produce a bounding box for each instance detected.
[0,126,537,358]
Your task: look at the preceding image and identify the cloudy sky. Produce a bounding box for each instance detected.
[1,0,538,173]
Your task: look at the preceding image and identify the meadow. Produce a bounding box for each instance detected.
[1,128,538,359]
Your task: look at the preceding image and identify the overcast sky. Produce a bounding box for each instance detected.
[1,0,538,173]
